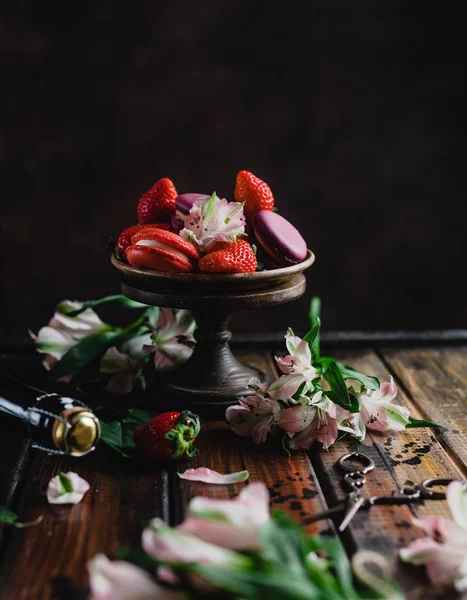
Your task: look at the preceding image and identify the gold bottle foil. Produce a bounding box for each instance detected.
[52,407,101,456]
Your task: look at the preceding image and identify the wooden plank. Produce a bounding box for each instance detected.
[0,355,33,554]
[381,347,467,472]
[310,348,464,595]
[0,441,169,600]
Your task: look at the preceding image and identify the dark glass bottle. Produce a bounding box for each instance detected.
[0,372,100,456]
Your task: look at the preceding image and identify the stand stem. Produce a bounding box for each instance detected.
[163,305,265,415]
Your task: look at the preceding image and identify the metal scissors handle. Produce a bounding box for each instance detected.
[335,453,375,531]
[306,451,467,531]
[366,477,463,506]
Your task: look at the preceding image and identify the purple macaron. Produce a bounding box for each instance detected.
[176,193,208,215]
[252,210,307,267]
[172,193,208,233]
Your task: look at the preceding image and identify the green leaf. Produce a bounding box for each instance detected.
[316,358,379,391]
[323,361,359,412]
[308,296,321,358]
[307,536,359,599]
[49,319,149,381]
[144,306,160,328]
[205,192,217,220]
[0,506,43,528]
[303,318,321,362]
[406,416,443,429]
[0,506,18,524]
[99,409,158,457]
[48,329,123,381]
[193,564,319,600]
[59,472,74,494]
[260,512,307,575]
[99,420,130,457]
[63,294,147,316]
[337,365,380,391]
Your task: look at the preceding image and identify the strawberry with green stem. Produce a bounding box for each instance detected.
[133,411,200,461]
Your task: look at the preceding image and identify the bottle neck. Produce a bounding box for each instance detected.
[0,372,101,456]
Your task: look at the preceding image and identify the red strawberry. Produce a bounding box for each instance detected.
[234,170,274,219]
[198,240,257,273]
[133,411,200,461]
[116,223,171,261]
[137,177,178,224]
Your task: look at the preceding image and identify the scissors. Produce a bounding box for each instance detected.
[307,451,466,532]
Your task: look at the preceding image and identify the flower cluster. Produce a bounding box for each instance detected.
[87,483,400,600]
[400,481,467,596]
[179,193,246,253]
[30,296,196,395]
[226,317,438,451]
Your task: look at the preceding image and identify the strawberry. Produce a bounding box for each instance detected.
[137,177,178,224]
[133,410,200,461]
[116,223,171,261]
[198,240,257,273]
[234,170,274,219]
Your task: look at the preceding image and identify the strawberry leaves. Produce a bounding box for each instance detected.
[99,409,158,457]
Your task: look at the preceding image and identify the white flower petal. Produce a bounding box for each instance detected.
[179,467,249,484]
[88,554,179,600]
[276,405,317,433]
[100,347,129,373]
[447,482,467,532]
[47,472,90,505]
[142,518,248,568]
[179,194,246,252]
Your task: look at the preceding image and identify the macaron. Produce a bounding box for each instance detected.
[126,228,200,273]
[252,210,307,267]
[116,223,171,262]
[176,193,208,216]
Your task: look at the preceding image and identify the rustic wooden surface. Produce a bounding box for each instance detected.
[1,341,466,599]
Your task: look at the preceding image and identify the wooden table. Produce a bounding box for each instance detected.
[1,333,466,600]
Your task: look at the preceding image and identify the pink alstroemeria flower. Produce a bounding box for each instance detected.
[142,518,250,570]
[280,391,354,450]
[269,329,319,402]
[99,347,145,395]
[400,481,467,595]
[179,192,246,252]
[144,308,196,370]
[350,378,409,441]
[225,379,281,444]
[88,554,183,600]
[178,482,270,551]
[30,299,109,374]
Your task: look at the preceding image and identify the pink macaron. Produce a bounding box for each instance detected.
[126,228,199,273]
[252,210,307,267]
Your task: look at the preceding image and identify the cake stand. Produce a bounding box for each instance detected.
[111,251,315,418]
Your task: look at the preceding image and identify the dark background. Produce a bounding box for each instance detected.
[1,0,466,345]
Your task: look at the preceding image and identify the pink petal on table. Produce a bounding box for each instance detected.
[47,472,90,505]
[178,467,249,484]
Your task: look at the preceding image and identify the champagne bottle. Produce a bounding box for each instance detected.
[0,372,100,456]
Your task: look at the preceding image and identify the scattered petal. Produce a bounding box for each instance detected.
[47,472,90,505]
[179,467,249,484]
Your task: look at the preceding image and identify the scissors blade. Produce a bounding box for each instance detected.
[338,493,366,531]
[304,503,347,524]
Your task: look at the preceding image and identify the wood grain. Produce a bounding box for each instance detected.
[381,347,467,473]
[1,345,466,600]
[0,443,169,600]
[310,348,465,596]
